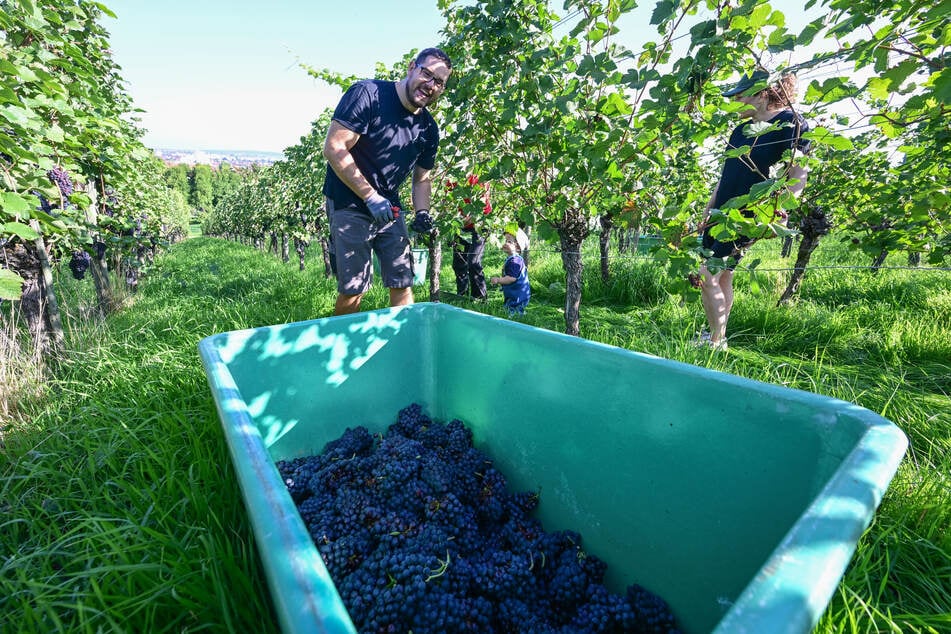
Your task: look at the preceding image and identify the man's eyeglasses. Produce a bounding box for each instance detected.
[417,66,447,90]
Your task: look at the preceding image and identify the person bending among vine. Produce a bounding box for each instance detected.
[697,68,812,350]
[449,174,491,301]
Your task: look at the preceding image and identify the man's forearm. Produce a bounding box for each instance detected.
[323,122,376,201]
[325,148,375,201]
[703,182,720,222]
[411,174,433,210]
[787,165,808,198]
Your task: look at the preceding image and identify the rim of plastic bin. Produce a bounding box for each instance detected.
[198,333,357,634]
[712,412,907,633]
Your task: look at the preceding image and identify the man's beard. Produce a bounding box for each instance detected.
[408,81,434,109]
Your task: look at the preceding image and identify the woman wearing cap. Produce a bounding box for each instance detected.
[698,69,811,350]
[490,227,531,316]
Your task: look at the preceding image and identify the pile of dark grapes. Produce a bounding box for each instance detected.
[68,250,91,280]
[277,404,681,634]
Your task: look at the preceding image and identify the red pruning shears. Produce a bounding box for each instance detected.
[391,205,400,219]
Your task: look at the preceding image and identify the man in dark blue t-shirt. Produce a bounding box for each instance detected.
[698,69,811,350]
[322,47,452,315]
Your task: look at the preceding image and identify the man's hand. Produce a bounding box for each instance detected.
[365,191,394,224]
[411,209,434,234]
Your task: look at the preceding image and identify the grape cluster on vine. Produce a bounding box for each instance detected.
[68,250,91,280]
[277,403,681,634]
[47,166,74,201]
[36,193,53,214]
[799,205,833,238]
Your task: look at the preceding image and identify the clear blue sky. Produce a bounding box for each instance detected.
[106,0,449,153]
[105,1,829,155]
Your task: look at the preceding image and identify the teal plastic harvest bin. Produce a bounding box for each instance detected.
[197,303,906,634]
[635,234,661,253]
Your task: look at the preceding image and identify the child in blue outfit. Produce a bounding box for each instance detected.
[489,228,530,316]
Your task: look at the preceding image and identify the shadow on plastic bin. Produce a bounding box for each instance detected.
[209,309,411,448]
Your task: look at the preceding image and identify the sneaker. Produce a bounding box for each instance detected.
[691,331,712,347]
[692,331,727,351]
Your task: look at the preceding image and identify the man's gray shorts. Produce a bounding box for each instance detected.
[327,200,414,295]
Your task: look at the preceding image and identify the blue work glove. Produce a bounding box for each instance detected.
[411,209,434,234]
[365,191,394,224]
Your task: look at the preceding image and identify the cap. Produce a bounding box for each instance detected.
[514,228,529,253]
[504,226,529,252]
[721,69,769,97]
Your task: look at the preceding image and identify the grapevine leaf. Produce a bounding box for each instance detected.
[883,59,922,93]
[802,127,854,150]
[748,179,779,202]
[924,0,951,21]
[749,4,772,28]
[929,68,951,105]
[689,20,717,45]
[0,268,25,300]
[767,27,796,52]
[867,77,892,101]
[599,92,632,116]
[724,145,752,158]
[15,64,40,83]
[30,208,65,227]
[650,0,676,25]
[868,114,902,139]
[0,84,16,104]
[804,77,854,103]
[1,192,34,214]
[796,18,823,45]
[588,24,607,44]
[0,104,34,127]
[45,125,65,143]
[2,221,39,240]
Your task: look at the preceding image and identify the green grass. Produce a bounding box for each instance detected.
[1,235,948,633]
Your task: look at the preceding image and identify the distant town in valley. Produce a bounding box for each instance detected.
[155,148,283,169]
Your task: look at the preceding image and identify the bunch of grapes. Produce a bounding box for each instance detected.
[46,166,74,202]
[68,250,91,280]
[800,205,833,238]
[35,192,53,214]
[277,404,681,634]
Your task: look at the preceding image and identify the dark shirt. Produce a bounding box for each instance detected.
[713,109,810,210]
[322,80,439,211]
